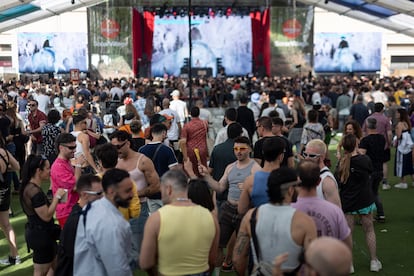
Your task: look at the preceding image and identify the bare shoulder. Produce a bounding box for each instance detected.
[292,209,315,229]
[146,210,161,231]
[139,153,154,170]
[251,161,262,173]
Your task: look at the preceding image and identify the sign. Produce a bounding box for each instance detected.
[282,19,302,39]
[101,19,120,39]
[70,69,80,81]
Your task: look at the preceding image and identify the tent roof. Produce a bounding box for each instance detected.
[1,0,414,37]
[298,0,414,37]
[0,0,106,33]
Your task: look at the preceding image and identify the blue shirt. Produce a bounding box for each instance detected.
[138,142,178,177]
[251,171,270,207]
[74,197,133,276]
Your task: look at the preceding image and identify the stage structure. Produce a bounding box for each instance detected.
[85,3,316,79]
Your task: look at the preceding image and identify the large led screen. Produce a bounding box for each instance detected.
[151,15,252,77]
[18,32,88,74]
[314,32,381,73]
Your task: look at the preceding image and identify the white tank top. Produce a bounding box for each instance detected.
[317,166,338,200]
[256,204,302,271]
[71,131,84,156]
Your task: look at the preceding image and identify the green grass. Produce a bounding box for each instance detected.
[1,139,414,275]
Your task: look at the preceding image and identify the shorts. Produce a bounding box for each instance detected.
[0,183,11,211]
[218,201,243,248]
[347,203,376,215]
[383,148,391,162]
[26,226,57,264]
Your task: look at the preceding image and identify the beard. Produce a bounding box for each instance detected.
[114,194,132,208]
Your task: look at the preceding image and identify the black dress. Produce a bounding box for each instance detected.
[20,183,58,264]
[339,154,375,213]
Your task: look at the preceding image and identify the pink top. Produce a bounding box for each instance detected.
[51,157,79,219]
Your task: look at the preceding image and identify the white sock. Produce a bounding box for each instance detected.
[214,267,220,276]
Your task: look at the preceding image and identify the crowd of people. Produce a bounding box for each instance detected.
[0,73,413,275]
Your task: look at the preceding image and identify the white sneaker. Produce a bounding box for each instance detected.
[370,259,382,272]
[394,183,408,189]
[382,183,391,190]
[0,255,21,265]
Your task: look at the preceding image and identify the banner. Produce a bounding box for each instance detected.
[270,7,314,75]
[88,7,133,78]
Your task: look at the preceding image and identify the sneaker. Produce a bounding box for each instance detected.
[375,216,386,223]
[394,183,408,189]
[370,259,382,272]
[221,261,234,272]
[0,255,21,265]
[382,183,391,190]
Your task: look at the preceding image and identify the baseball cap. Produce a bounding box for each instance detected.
[170,90,180,97]
[251,92,260,103]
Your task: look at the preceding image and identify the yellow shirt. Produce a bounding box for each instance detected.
[394,90,406,106]
[96,173,140,220]
[158,205,215,275]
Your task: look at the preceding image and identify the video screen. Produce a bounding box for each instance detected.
[18,32,88,73]
[151,15,252,77]
[314,32,381,73]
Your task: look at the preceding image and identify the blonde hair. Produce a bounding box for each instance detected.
[306,139,326,157]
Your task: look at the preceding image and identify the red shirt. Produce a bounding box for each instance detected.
[28,109,47,144]
[181,117,208,175]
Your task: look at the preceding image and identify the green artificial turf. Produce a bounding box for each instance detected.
[1,141,413,275]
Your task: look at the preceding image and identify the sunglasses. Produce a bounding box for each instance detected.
[280,180,301,189]
[233,146,249,152]
[115,142,127,149]
[61,144,77,150]
[28,104,37,107]
[302,152,320,159]
[84,190,103,196]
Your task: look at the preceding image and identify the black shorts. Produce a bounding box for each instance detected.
[384,148,391,162]
[26,227,57,264]
[0,183,11,211]
[218,201,243,248]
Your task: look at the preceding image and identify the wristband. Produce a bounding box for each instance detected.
[75,164,82,168]
[55,194,62,200]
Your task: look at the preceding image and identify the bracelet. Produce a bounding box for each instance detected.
[75,164,82,168]
[55,194,62,200]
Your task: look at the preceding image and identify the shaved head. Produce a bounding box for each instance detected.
[305,237,352,276]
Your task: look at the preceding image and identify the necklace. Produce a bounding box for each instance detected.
[175,197,190,201]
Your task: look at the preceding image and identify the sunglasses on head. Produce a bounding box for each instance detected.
[61,144,76,150]
[302,152,320,159]
[84,190,103,196]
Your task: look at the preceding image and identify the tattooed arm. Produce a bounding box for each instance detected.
[233,209,253,275]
